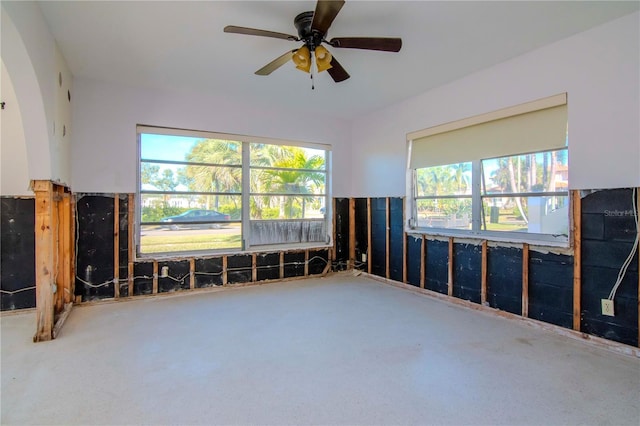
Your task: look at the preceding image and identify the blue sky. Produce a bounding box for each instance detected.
[140,134,202,162]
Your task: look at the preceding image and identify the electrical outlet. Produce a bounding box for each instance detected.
[601,299,615,317]
[161,266,169,278]
[362,253,367,263]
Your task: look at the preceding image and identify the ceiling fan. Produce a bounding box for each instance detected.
[224,0,402,83]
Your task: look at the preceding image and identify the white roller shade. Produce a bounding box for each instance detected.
[409,94,567,169]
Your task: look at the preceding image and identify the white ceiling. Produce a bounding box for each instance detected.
[38,1,639,121]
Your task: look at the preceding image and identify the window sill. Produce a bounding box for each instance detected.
[406,226,571,250]
[136,242,332,262]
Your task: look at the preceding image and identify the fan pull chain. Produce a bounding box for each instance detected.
[311,56,315,90]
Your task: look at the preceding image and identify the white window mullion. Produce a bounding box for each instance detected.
[471,160,482,233]
[241,141,251,250]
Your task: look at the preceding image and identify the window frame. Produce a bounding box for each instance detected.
[136,125,332,259]
[407,147,570,246]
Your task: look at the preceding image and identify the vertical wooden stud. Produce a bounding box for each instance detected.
[64,193,74,304]
[52,187,65,312]
[402,199,407,283]
[349,198,356,269]
[152,261,158,294]
[304,249,309,276]
[522,243,529,318]
[481,240,488,305]
[189,258,195,290]
[448,237,454,297]
[420,235,425,289]
[222,255,228,285]
[636,188,639,347]
[252,253,257,282]
[53,187,62,312]
[113,195,120,299]
[367,198,372,275]
[572,190,582,331]
[331,198,336,263]
[69,193,76,301]
[279,251,285,279]
[32,180,55,342]
[386,197,390,279]
[128,193,135,297]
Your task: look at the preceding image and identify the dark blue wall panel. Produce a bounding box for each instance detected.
[406,235,422,287]
[487,246,522,315]
[1,198,35,310]
[425,239,448,294]
[453,243,481,303]
[389,198,404,282]
[528,252,573,328]
[370,198,387,277]
[580,188,638,346]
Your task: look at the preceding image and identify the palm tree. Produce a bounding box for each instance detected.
[261,148,325,219]
[183,139,242,210]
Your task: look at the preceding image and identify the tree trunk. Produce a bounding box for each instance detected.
[547,151,557,192]
[508,157,528,224]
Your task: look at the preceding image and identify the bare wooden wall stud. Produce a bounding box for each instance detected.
[420,235,425,289]
[279,251,285,279]
[386,197,390,279]
[67,192,76,303]
[349,198,356,269]
[402,199,407,283]
[113,195,120,299]
[572,190,582,331]
[127,194,134,297]
[32,180,55,342]
[190,258,195,290]
[367,198,372,275]
[222,255,228,285]
[152,261,158,294]
[252,253,258,282]
[448,237,454,297]
[522,243,529,317]
[331,198,336,264]
[481,240,488,305]
[304,250,309,276]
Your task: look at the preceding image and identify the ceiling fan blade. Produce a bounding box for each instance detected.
[329,37,402,52]
[255,50,296,76]
[326,56,350,83]
[311,0,345,34]
[224,25,298,41]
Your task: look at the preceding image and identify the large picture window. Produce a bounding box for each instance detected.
[407,94,569,245]
[138,127,330,256]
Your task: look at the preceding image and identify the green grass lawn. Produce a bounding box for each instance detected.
[482,222,528,232]
[141,233,242,254]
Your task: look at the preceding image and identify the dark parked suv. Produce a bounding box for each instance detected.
[160,209,230,230]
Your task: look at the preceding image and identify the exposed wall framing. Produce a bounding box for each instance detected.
[572,190,582,331]
[337,192,638,349]
[31,180,75,342]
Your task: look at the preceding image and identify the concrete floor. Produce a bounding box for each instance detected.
[1,274,639,425]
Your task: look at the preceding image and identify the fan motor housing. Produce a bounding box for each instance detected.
[294,11,324,49]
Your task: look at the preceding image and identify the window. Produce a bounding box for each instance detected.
[414,162,472,229]
[407,94,569,245]
[138,127,330,256]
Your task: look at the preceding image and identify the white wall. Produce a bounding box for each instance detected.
[1,1,73,191]
[1,61,30,195]
[351,12,640,196]
[71,78,352,196]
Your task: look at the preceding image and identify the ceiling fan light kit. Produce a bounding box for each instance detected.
[224,0,402,84]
